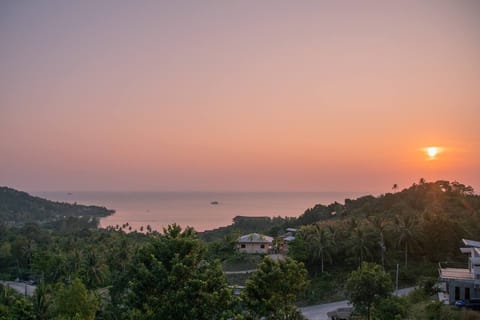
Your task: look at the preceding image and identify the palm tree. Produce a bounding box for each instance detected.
[367,216,388,269]
[20,239,36,268]
[306,224,334,274]
[394,215,419,269]
[348,226,374,266]
[83,247,106,288]
[32,282,52,320]
[66,247,83,277]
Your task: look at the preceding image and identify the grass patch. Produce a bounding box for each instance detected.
[222,254,263,272]
[297,271,349,306]
[225,273,252,286]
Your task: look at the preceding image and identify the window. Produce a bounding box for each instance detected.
[466,287,471,300]
[241,244,245,248]
[260,244,265,249]
[455,287,460,300]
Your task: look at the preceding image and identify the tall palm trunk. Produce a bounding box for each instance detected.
[321,253,324,273]
[380,232,385,270]
[405,242,408,269]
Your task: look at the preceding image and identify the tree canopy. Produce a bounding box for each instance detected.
[116,224,233,320]
[345,262,393,320]
[242,257,308,319]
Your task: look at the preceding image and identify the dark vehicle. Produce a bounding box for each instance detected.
[327,307,353,320]
[455,299,480,310]
[455,300,467,307]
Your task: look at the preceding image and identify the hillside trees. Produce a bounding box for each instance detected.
[241,257,308,319]
[53,278,98,320]
[115,224,233,320]
[288,224,336,275]
[367,215,388,269]
[345,262,393,320]
[0,283,34,319]
[394,215,420,269]
[348,226,374,266]
[308,225,334,274]
[0,187,113,223]
[32,282,52,320]
[1,180,480,318]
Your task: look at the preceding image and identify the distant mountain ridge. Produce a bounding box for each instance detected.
[0,186,114,224]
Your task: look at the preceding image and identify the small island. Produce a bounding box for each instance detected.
[210,201,219,205]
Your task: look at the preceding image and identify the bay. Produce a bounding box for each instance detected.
[35,191,363,232]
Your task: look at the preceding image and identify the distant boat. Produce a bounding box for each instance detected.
[67,192,73,195]
[210,201,219,205]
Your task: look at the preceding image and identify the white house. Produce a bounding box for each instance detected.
[237,233,273,254]
[439,239,480,303]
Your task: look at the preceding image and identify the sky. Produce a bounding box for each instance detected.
[1,0,479,193]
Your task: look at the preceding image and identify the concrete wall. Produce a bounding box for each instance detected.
[237,242,269,254]
[446,280,480,303]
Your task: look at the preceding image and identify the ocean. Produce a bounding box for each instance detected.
[34,191,363,232]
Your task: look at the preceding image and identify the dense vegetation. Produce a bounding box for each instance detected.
[1,180,480,319]
[289,180,480,276]
[0,187,114,225]
[0,220,307,319]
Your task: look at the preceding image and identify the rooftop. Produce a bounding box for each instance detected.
[439,267,473,281]
[237,233,273,243]
[463,239,480,248]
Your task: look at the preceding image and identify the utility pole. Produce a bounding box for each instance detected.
[395,263,399,294]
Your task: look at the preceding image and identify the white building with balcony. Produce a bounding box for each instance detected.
[439,239,480,303]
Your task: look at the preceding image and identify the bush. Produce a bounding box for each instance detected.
[373,295,408,320]
[417,276,438,295]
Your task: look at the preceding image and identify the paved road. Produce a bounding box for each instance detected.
[0,281,36,296]
[301,300,351,320]
[224,269,257,274]
[300,287,415,320]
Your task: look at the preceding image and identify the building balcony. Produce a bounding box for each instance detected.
[439,262,473,281]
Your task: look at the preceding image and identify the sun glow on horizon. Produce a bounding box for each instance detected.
[423,146,443,160]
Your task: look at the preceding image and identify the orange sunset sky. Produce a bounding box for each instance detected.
[1,1,479,193]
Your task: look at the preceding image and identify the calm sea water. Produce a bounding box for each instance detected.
[34,191,363,232]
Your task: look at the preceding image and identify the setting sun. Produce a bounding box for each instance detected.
[424,146,443,160]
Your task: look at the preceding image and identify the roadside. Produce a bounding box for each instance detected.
[0,281,36,297]
[300,287,415,320]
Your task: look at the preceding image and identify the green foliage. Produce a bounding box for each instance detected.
[32,282,53,320]
[0,284,34,320]
[0,187,113,225]
[289,180,480,285]
[345,262,393,320]
[118,224,233,320]
[372,295,407,320]
[289,224,335,275]
[241,257,308,319]
[2,181,480,319]
[296,204,332,225]
[53,278,98,320]
[299,272,347,305]
[205,232,240,261]
[408,300,461,320]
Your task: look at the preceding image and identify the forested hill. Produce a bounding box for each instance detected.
[297,180,479,224]
[0,186,114,223]
[201,180,480,241]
